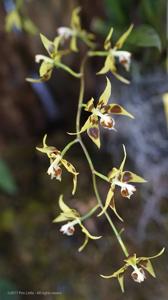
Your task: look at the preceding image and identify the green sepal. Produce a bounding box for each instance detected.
[97,77,111,107]
[114,24,134,49]
[104,27,113,50]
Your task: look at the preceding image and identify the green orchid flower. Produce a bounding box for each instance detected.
[97,145,147,220]
[100,248,165,293]
[89,25,133,84]
[36,135,78,195]
[53,195,102,252]
[26,33,81,83]
[57,7,95,52]
[69,77,134,148]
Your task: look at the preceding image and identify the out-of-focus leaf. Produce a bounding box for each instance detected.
[0,279,20,300]
[127,25,161,51]
[163,93,168,127]
[0,160,17,195]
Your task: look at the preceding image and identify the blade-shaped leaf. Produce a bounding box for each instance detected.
[127,25,161,51]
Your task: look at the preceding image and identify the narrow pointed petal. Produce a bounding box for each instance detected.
[110,197,123,222]
[68,115,93,135]
[58,195,72,213]
[85,98,95,112]
[61,159,78,195]
[97,55,116,75]
[70,35,78,52]
[80,223,102,240]
[26,77,44,83]
[121,171,147,183]
[87,116,100,148]
[39,61,53,80]
[114,24,134,49]
[118,275,125,293]
[137,248,165,261]
[98,187,114,217]
[100,104,134,119]
[40,33,55,55]
[108,167,120,181]
[139,259,156,278]
[104,27,113,50]
[119,145,127,172]
[97,77,111,107]
[61,159,78,175]
[78,234,89,252]
[113,71,130,84]
[70,7,81,30]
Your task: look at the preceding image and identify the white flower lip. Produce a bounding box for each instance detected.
[47,155,62,180]
[113,50,131,71]
[57,26,73,39]
[114,180,136,199]
[131,267,146,283]
[60,223,75,236]
[100,114,116,130]
[35,54,53,64]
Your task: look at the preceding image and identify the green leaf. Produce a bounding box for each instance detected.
[0,160,17,195]
[127,25,161,51]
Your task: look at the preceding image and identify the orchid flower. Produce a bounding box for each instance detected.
[57,7,95,52]
[100,248,165,292]
[26,33,81,83]
[89,25,133,84]
[53,195,102,252]
[36,135,78,195]
[98,145,147,220]
[69,77,134,148]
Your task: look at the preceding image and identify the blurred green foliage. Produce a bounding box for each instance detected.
[0,160,17,195]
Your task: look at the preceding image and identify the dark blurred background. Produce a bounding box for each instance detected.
[0,0,168,299]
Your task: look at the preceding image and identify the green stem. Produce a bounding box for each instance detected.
[56,62,82,78]
[61,138,78,158]
[76,56,129,258]
[80,204,99,222]
[94,170,109,182]
[76,55,88,134]
[88,51,108,57]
